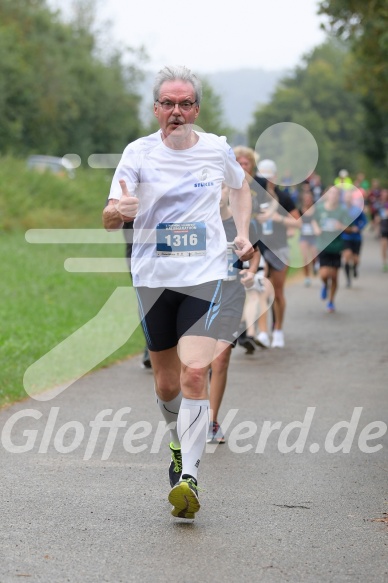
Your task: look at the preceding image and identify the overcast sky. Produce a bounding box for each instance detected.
[50,0,328,73]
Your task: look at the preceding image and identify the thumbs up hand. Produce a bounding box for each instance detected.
[116,179,139,221]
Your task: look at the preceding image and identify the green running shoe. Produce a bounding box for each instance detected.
[169,443,182,487]
[168,475,200,519]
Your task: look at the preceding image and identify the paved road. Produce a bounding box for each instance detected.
[1,232,387,583]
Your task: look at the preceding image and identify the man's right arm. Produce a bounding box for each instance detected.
[102,179,139,231]
[102,199,124,231]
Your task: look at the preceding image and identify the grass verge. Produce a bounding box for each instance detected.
[1,231,145,407]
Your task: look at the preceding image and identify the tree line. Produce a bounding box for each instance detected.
[0,0,230,162]
[1,0,386,183]
[248,0,388,184]
[0,0,145,160]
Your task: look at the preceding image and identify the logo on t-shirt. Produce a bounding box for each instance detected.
[194,181,214,187]
[198,168,209,181]
[193,167,214,187]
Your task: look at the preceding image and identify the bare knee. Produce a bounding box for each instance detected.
[181,366,208,399]
[273,285,285,303]
[155,370,180,400]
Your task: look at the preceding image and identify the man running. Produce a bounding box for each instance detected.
[102,65,253,519]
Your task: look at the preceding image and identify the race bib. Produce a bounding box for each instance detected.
[379,208,388,220]
[301,222,314,236]
[224,243,239,281]
[156,222,206,257]
[322,217,338,232]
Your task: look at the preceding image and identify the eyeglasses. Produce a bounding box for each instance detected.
[156,100,197,112]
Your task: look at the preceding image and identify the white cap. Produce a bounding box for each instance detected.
[339,169,349,178]
[258,159,277,179]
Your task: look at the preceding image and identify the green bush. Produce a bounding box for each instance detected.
[0,156,113,230]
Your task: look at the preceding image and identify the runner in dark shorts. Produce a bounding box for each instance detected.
[135,280,222,352]
[318,250,342,269]
[315,187,351,312]
[103,65,254,521]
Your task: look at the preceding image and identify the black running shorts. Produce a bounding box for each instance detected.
[342,239,362,255]
[319,251,342,269]
[135,280,222,352]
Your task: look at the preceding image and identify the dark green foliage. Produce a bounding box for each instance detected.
[319,0,388,173]
[0,0,144,160]
[247,41,369,183]
[196,80,233,138]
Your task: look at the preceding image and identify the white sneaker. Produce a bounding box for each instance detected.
[255,331,270,348]
[271,330,285,348]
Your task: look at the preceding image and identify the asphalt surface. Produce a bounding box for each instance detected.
[1,231,387,583]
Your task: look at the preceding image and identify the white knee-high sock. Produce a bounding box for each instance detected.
[156,391,182,448]
[177,398,209,481]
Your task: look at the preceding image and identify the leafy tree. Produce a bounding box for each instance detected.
[247,41,367,183]
[0,0,144,159]
[319,0,388,113]
[196,80,233,138]
[319,0,388,169]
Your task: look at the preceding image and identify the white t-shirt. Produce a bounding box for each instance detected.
[108,130,245,288]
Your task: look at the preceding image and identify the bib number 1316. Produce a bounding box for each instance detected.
[156,222,206,257]
[166,232,198,247]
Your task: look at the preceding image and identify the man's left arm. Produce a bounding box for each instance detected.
[229,178,254,261]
